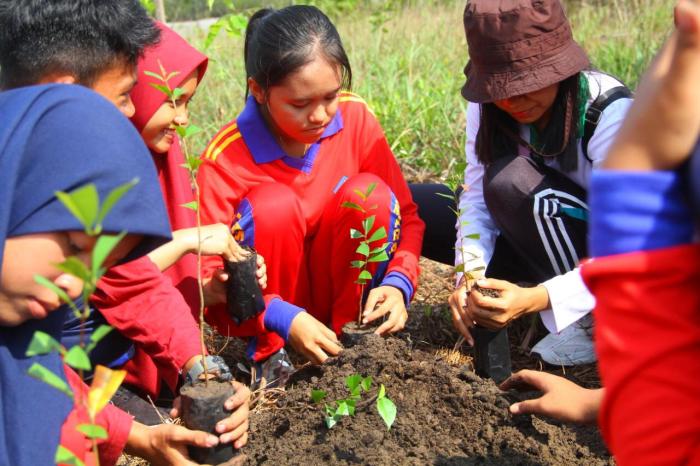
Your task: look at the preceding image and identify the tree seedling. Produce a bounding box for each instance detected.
[342,182,390,325]
[311,374,397,430]
[27,180,138,466]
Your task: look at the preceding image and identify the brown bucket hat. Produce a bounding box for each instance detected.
[461,0,590,104]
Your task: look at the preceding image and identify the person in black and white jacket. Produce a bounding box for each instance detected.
[448,0,633,366]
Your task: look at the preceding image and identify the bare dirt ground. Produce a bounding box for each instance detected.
[119,258,606,466]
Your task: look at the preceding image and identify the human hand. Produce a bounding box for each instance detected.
[255,253,267,290]
[288,312,342,364]
[125,422,220,466]
[362,286,408,335]
[499,369,603,424]
[468,279,549,330]
[171,381,251,449]
[174,224,248,261]
[448,281,474,346]
[603,0,700,171]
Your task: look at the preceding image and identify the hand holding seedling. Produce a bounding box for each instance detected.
[500,369,603,424]
[125,421,221,466]
[603,0,700,172]
[468,279,549,330]
[173,223,249,262]
[288,312,342,364]
[362,286,407,334]
[202,253,267,307]
[171,381,251,449]
[448,270,485,345]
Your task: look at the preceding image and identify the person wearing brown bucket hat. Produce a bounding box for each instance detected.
[448,0,633,367]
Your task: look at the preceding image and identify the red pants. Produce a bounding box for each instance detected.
[207,173,400,360]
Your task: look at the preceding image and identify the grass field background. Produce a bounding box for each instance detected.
[175,0,675,181]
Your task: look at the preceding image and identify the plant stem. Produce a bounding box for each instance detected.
[193,171,209,387]
[358,283,365,325]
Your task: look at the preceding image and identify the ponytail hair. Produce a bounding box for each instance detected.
[243,5,352,99]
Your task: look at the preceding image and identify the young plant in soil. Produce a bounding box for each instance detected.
[437,180,511,383]
[147,64,238,464]
[342,182,390,326]
[311,374,396,430]
[26,181,138,466]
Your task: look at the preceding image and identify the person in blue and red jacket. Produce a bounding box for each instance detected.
[501,2,700,464]
[198,5,425,374]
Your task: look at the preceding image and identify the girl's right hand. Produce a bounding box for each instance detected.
[287,312,342,364]
[173,224,248,262]
[448,282,475,346]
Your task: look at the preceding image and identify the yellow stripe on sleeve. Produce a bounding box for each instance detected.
[204,123,238,160]
[210,132,242,162]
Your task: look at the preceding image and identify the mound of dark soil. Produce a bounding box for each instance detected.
[243,332,611,465]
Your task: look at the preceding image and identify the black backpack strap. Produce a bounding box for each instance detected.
[582,86,633,162]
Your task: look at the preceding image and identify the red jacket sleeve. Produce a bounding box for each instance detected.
[60,367,133,466]
[92,255,204,391]
[581,245,700,466]
[356,104,424,296]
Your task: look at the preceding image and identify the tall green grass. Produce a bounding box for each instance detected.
[181,0,674,181]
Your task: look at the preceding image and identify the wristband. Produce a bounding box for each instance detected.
[184,355,232,385]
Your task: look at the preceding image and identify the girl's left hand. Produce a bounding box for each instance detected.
[467,278,549,330]
[362,286,408,335]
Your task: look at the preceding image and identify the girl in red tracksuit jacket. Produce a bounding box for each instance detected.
[198,5,425,368]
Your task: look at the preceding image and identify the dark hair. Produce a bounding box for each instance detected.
[0,0,160,89]
[243,5,352,98]
[475,73,584,172]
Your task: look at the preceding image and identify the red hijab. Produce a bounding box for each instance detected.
[130,22,208,312]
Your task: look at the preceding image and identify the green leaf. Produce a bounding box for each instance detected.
[341,201,364,213]
[365,182,377,199]
[358,270,372,281]
[325,416,337,429]
[64,346,92,371]
[26,331,62,357]
[86,325,113,353]
[353,188,367,202]
[349,228,363,239]
[378,383,386,399]
[77,423,108,440]
[362,215,376,234]
[207,0,215,9]
[55,184,99,231]
[368,250,389,263]
[204,18,226,49]
[370,243,389,255]
[350,386,362,399]
[143,70,163,80]
[356,243,370,257]
[55,445,86,466]
[96,179,138,229]
[224,14,248,37]
[324,403,335,417]
[165,71,181,82]
[33,275,79,313]
[148,83,172,98]
[28,363,73,398]
[346,374,362,392]
[346,399,357,415]
[350,260,366,269]
[172,87,185,101]
[361,376,373,391]
[311,389,327,403]
[181,201,198,211]
[54,257,90,282]
[454,263,465,274]
[435,192,455,200]
[465,233,480,240]
[336,401,350,417]
[368,226,387,243]
[377,396,397,430]
[92,232,127,278]
[184,125,203,139]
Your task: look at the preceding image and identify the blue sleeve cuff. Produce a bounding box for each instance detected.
[590,170,694,257]
[263,298,304,341]
[380,271,414,307]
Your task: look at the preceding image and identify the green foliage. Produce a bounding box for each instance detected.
[64,346,92,371]
[26,332,63,357]
[55,446,86,466]
[76,424,109,440]
[27,363,74,398]
[313,374,396,430]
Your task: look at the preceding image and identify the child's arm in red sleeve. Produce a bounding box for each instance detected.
[93,255,204,388]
